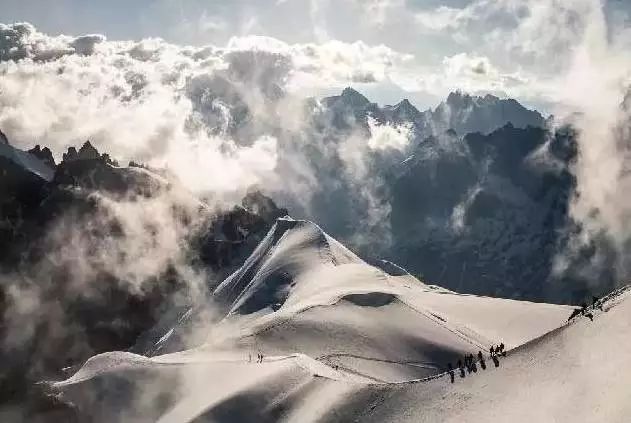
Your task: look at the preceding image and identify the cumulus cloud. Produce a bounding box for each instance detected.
[441,52,528,92]
[531,0,631,285]
[366,116,411,151]
[0,23,411,199]
[415,3,485,32]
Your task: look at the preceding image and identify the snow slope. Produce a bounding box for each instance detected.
[51,217,590,422]
[330,285,631,423]
[0,141,55,181]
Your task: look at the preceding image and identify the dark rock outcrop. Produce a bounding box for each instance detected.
[28,145,56,167]
[0,129,8,145]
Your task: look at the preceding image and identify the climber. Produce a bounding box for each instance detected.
[567,308,581,321]
[489,345,495,357]
[457,359,465,378]
[592,296,603,311]
[499,343,506,356]
[492,354,500,368]
[478,351,486,370]
[448,363,455,383]
[580,302,588,314]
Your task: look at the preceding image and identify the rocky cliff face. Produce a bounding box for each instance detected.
[388,124,588,301]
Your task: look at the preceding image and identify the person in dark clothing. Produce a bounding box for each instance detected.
[580,302,588,314]
[567,308,581,321]
[585,312,594,321]
[458,359,465,378]
[448,363,455,383]
[465,355,473,373]
[468,354,476,372]
[478,351,486,370]
[499,343,506,356]
[492,355,500,367]
[592,296,603,311]
[489,346,495,357]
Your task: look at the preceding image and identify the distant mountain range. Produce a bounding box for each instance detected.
[320,87,545,138]
[283,88,599,303]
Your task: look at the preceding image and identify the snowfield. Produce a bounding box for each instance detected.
[50,218,628,422]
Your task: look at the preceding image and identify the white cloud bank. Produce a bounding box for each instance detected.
[0,22,411,199]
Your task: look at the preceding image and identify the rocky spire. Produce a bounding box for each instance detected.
[78,140,100,160]
[62,146,78,162]
[0,129,9,145]
[28,145,56,167]
[339,87,370,108]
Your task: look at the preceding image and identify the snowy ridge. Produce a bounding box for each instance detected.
[46,218,596,422]
[213,217,364,315]
[50,287,630,422]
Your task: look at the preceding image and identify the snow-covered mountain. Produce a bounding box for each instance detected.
[432,91,545,135]
[48,216,628,422]
[316,87,544,139]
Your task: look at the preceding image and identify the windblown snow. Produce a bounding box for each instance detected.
[50,217,628,422]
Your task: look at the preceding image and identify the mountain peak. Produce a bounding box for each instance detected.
[28,145,56,167]
[340,87,370,107]
[446,91,472,106]
[390,98,421,121]
[435,91,544,135]
[0,129,9,145]
[78,140,100,160]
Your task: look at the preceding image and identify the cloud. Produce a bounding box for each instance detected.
[366,116,411,151]
[415,4,484,31]
[0,22,411,200]
[535,1,631,285]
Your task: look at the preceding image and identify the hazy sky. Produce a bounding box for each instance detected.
[2,0,630,111]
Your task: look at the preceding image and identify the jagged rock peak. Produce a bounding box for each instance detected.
[392,98,421,118]
[0,129,9,145]
[340,87,370,107]
[78,140,100,160]
[28,145,56,167]
[242,189,289,222]
[446,91,473,107]
[62,147,78,162]
[62,140,101,163]
[395,98,414,109]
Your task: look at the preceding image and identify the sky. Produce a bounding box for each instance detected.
[2,0,630,112]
